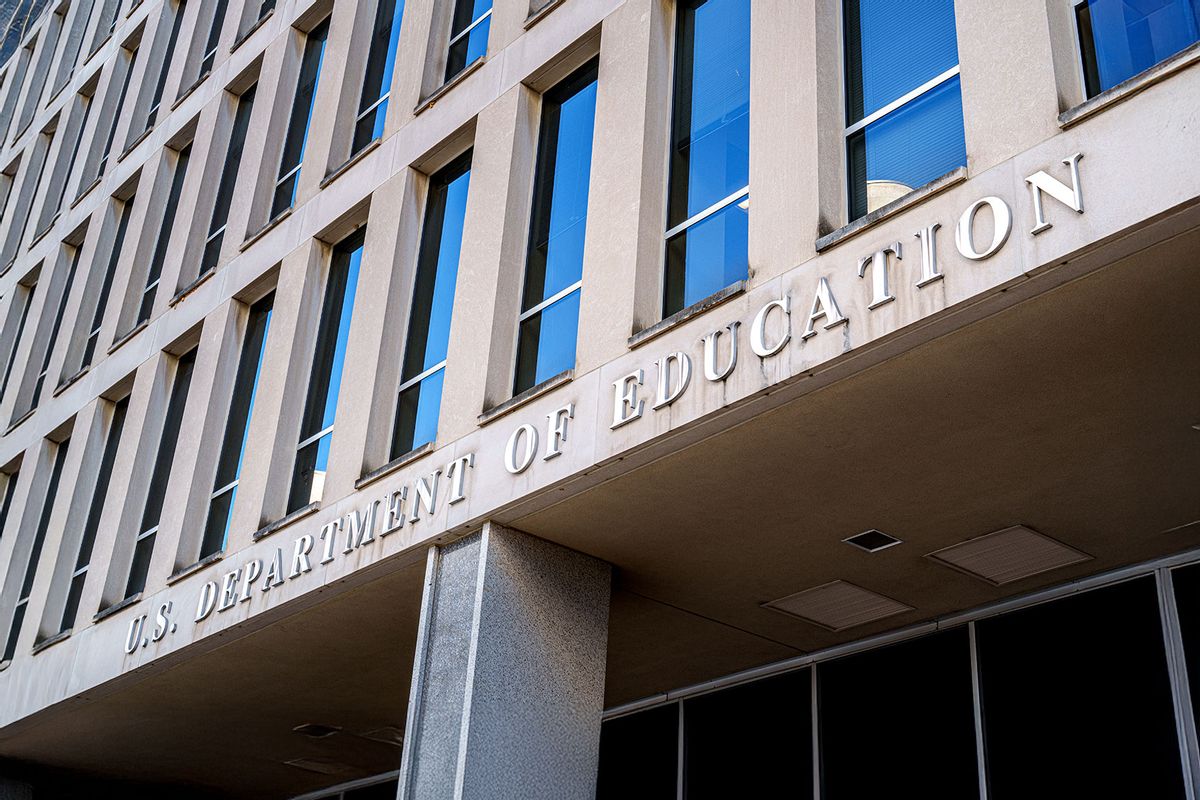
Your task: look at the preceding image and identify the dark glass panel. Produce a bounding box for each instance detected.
[31,246,82,409]
[127,349,195,598]
[272,19,329,217]
[0,284,35,401]
[83,194,135,367]
[400,154,471,381]
[596,703,678,800]
[1172,563,1200,723]
[344,778,399,800]
[976,576,1185,800]
[97,47,138,177]
[3,437,70,660]
[145,0,187,129]
[684,668,811,799]
[201,83,256,277]
[199,0,229,75]
[444,0,491,81]
[352,0,406,153]
[0,469,19,542]
[287,231,361,511]
[140,144,192,322]
[819,627,977,799]
[202,293,273,556]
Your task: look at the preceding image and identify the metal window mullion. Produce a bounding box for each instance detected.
[205,223,226,244]
[518,280,581,322]
[275,161,302,189]
[210,479,238,501]
[136,524,159,541]
[676,700,684,800]
[448,8,491,47]
[71,564,88,579]
[1158,567,1200,799]
[843,64,960,137]
[397,360,446,394]
[969,621,990,800]
[296,424,334,451]
[142,276,159,294]
[356,91,390,122]
[664,185,749,241]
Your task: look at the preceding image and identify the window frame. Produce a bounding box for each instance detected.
[661,0,752,318]
[839,0,964,222]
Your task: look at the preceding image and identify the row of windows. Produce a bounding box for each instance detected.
[597,564,1200,800]
[0,0,1196,662]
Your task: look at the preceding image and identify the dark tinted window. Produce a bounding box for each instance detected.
[1076,0,1200,97]
[596,703,678,800]
[272,19,329,218]
[976,577,1185,800]
[685,669,811,799]
[1172,563,1200,724]
[819,627,977,799]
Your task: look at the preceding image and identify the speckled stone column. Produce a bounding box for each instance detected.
[0,779,32,800]
[397,522,611,800]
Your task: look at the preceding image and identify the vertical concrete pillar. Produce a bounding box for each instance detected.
[399,522,611,800]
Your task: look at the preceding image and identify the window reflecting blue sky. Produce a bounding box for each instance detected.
[1078,0,1199,95]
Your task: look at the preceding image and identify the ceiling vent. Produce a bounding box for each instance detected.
[926,525,1090,585]
[843,529,902,553]
[763,580,913,631]
[360,725,405,747]
[293,723,342,739]
[284,758,352,776]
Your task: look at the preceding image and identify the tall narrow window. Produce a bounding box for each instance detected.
[289,232,361,512]
[445,0,491,82]
[0,278,36,402]
[89,0,122,56]
[0,34,33,144]
[197,0,229,77]
[50,1,93,99]
[199,84,255,279]
[514,60,597,394]
[25,245,82,412]
[843,0,965,221]
[138,144,191,323]
[201,293,273,558]
[59,397,127,632]
[96,46,139,180]
[352,0,407,154]
[81,194,135,368]
[0,469,19,543]
[143,0,187,132]
[124,349,194,598]
[1075,0,1200,97]
[14,23,59,139]
[271,20,329,219]
[9,35,40,139]
[2,437,70,663]
[664,0,750,317]
[37,92,93,235]
[1,126,54,265]
[391,153,470,457]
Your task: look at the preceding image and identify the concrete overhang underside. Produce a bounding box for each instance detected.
[2,206,1199,798]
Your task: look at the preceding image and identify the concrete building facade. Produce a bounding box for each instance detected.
[0,0,1196,796]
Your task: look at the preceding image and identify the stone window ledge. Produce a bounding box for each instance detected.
[525,0,566,30]
[629,280,747,350]
[167,550,225,586]
[815,166,967,253]
[415,57,486,116]
[93,592,141,624]
[356,441,435,491]
[479,369,573,426]
[253,501,321,542]
[1059,41,1200,129]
